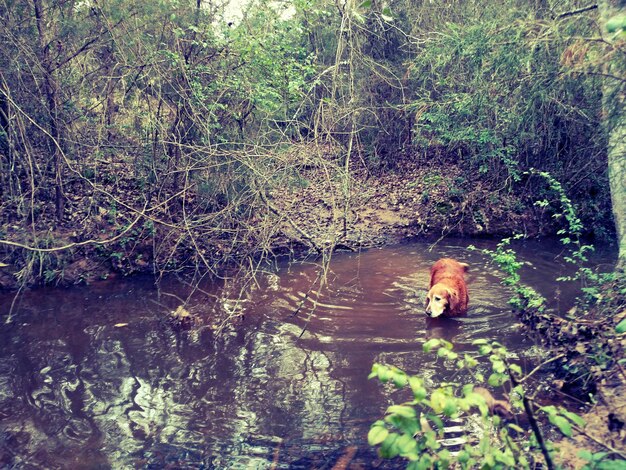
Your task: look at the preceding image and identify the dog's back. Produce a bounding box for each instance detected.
[430,258,469,287]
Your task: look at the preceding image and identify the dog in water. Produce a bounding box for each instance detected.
[425,258,469,318]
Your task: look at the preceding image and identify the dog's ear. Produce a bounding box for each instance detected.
[446,288,458,311]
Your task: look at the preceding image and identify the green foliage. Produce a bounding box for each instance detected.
[472,170,614,312]
[368,340,597,469]
[530,170,619,307]
[0,0,617,284]
[578,449,626,470]
[469,236,547,312]
[606,14,626,36]
[405,5,609,231]
[225,3,317,131]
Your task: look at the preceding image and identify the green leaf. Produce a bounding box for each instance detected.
[562,410,586,428]
[509,363,522,376]
[550,415,573,437]
[394,415,420,436]
[379,433,399,459]
[497,450,517,467]
[368,363,380,380]
[424,430,440,450]
[592,452,609,461]
[616,318,626,334]
[377,365,391,383]
[393,371,408,388]
[412,387,428,402]
[425,412,445,431]
[464,354,478,367]
[443,397,458,417]
[487,372,507,387]
[577,449,593,461]
[462,384,475,396]
[457,450,471,464]
[595,460,626,470]
[396,433,418,457]
[491,358,506,373]
[368,425,389,445]
[387,405,417,419]
[423,338,441,353]
[606,14,626,33]
[430,390,447,414]
[472,339,489,345]
[507,423,525,433]
[358,0,372,9]
[541,405,558,416]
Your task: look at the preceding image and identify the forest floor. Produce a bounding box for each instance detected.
[268,158,540,252]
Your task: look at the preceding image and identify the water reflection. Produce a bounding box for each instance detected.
[0,239,616,468]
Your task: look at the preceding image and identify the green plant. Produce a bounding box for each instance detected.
[469,236,546,312]
[530,169,616,306]
[578,450,626,470]
[43,268,61,285]
[368,339,598,469]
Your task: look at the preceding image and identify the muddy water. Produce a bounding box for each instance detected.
[0,239,616,468]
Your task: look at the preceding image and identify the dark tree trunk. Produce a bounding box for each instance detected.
[33,0,65,222]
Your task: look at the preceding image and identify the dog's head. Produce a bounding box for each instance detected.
[425,284,456,318]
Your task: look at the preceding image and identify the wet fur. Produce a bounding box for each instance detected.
[425,258,469,318]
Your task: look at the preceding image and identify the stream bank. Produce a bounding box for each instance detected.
[0,158,557,291]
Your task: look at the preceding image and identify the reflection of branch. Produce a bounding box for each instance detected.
[293,269,323,318]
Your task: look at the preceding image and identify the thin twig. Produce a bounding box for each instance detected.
[519,353,567,383]
[556,4,598,19]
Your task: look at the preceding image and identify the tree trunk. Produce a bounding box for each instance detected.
[32,0,65,222]
[598,0,626,268]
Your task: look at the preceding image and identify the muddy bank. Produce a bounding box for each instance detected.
[270,160,539,248]
[0,157,549,290]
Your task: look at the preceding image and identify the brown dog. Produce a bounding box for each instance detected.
[425,258,469,318]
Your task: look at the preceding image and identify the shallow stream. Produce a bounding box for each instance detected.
[0,238,616,468]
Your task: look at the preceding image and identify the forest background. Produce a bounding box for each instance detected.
[0,0,624,288]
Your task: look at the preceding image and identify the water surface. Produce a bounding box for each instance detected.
[0,239,616,468]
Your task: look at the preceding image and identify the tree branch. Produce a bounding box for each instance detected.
[556,4,598,19]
